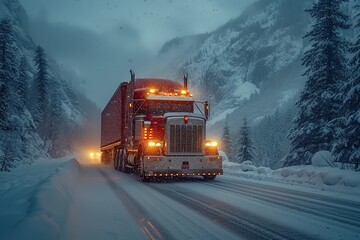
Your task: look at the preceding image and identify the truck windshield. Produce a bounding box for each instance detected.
[149,101,193,116]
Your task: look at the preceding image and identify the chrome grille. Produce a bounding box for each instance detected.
[169,124,203,153]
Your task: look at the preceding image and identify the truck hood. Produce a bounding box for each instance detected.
[164,112,205,120]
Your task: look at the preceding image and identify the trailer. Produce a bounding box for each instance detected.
[100,70,222,181]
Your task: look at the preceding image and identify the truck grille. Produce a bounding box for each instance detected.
[169,124,203,154]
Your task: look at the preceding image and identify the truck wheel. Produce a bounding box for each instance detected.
[203,176,216,181]
[113,158,117,169]
[140,170,150,182]
[121,150,129,173]
[139,158,150,182]
[113,149,118,170]
[120,150,124,172]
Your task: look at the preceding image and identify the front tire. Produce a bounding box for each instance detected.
[203,176,216,181]
[139,157,150,182]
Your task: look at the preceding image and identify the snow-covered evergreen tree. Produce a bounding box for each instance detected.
[221,119,232,160]
[0,136,15,172]
[332,5,360,168]
[253,105,297,168]
[32,46,50,140]
[48,81,70,157]
[0,18,17,171]
[17,56,29,106]
[236,117,256,163]
[0,18,17,128]
[284,0,350,166]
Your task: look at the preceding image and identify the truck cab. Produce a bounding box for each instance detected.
[101,71,222,181]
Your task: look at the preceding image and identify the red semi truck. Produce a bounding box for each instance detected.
[100,70,222,181]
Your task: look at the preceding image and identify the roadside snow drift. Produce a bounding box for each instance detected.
[0,158,79,240]
[222,160,360,189]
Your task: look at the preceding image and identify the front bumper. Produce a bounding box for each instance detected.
[142,155,223,177]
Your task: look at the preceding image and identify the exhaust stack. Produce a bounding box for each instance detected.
[183,73,188,90]
[130,70,135,102]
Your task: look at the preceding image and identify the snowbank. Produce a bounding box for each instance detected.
[0,158,79,240]
[223,160,360,189]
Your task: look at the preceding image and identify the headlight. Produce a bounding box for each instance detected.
[205,140,219,155]
[148,141,162,147]
[205,140,218,148]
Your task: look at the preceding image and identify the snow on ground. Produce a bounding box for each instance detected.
[220,151,360,200]
[59,162,242,240]
[1,152,359,240]
[0,157,79,240]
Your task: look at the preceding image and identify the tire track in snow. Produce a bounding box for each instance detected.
[200,180,360,228]
[220,178,360,209]
[98,168,173,240]
[147,183,316,240]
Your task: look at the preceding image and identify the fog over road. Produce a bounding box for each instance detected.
[61,163,360,240]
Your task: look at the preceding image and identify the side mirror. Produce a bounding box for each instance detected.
[204,101,209,120]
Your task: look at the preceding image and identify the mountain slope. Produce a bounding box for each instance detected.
[158,0,357,136]
[0,0,100,166]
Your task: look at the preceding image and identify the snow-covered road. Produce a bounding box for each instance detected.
[61,163,360,240]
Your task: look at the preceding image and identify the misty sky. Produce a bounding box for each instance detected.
[19,0,254,108]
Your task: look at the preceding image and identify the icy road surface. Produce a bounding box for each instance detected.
[61,163,360,240]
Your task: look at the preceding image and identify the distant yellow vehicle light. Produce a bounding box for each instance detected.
[89,152,94,158]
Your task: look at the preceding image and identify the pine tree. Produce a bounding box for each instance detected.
[221,119,232,160]
[0,136,15,172]
[32,46,50,140]
[0,18,17,128]
[64,81,80,111]
[284,0,350,166]
[236,117,256,163]
[332,5,360,169]
[48,83,68,157]
[0,18,25,171]
[16,56,29,106]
